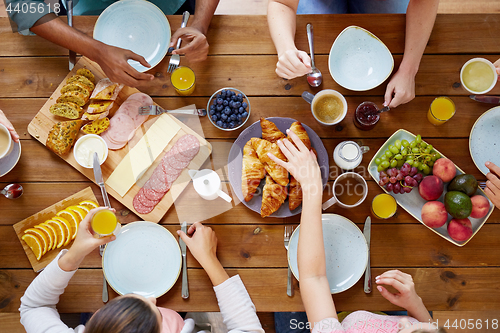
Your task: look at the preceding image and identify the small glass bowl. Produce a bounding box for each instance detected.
[73,134,109,168]
[206,87,251,131]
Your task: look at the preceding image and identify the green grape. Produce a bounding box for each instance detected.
[389,145,395,151]
[410,141,417,148]
[420,141,427,149]
[394,154,403,160]
[375,158,382,165]
[385,151,393,158]
[422,148,429,154]
[428,161,434,167]
[415,134,422,144]
[395,140,402,150]
[424,156,431,163]
[412,147,420,153]
[427,144,433,151]
[418,164,424,171]
[436,153,442,159]
[406,159,414,165]
[381,155,388,162]
[402,139,410,147]
[381,161,390,169]
[377,165,385,172]
[401,148,408,156]
[390,146,399,154]
[413,161,420,168]
[390,160,398,168]
[422,164,430,174]
[397,160,405,168]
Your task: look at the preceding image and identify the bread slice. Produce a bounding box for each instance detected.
[82,110,109,121]
[46,120,83,156]
[67,75,95,91]
[61,81,92,98]
[82,117,110,135]
[87,100,113,114]
[90,78,123,101]
[76,68,95,84]
[49,102,83,119]
[57,91,88,107]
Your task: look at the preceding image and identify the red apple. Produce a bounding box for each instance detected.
[419,176,444,201]
[447,218,473,242]
[433,158,456,182]
[470,195,490,219]
[421,201,448,228]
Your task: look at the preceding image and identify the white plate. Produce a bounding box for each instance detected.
[0,140,21,177]
[103,221,181,297]
[93,0,171,73]
[329,26,394,91]
[469,106,500,176]
[368,129,495,246]
[287,214,368,294]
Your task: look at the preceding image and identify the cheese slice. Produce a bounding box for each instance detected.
[105,114,182,196]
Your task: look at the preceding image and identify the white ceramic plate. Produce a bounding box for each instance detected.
[469,106,500,176]
[368,129,495,246]
[103,222,181,297]
[93,0,171,73]
[0,140,21,177]
[329,26,394,91]
[288,214,368,294]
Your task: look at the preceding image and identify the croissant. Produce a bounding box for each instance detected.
[261,175,287,217]
[287,121,311,150]
[242,140,266,202]
[251,138,289,186]
[261,118,286,143]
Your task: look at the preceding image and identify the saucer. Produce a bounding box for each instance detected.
[0,140,21,177]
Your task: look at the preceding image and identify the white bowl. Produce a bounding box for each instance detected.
[329,26,394,91]
[73,134,109,169]
[460,58,498,94]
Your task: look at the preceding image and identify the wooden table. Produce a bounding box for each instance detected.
[1,13,500,328]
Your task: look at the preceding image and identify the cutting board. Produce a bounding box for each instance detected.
[28,57,212,223]
[13,187,98,272]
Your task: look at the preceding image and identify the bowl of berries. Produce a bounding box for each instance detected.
[207,88,251,131]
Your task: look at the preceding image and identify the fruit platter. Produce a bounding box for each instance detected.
[368,129,494,246]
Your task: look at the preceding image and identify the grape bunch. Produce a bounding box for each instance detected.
[374,135,441,174]
[379,163,424,194]
[209,89,249,130]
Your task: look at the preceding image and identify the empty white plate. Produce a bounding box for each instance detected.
[470,106,500,176]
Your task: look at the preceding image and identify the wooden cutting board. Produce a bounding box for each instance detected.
[28,57,212,223]
[13,187,98,272]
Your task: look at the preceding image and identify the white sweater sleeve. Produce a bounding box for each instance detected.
[213,275,264,333]
[19,250,85,333]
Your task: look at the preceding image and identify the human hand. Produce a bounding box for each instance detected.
[276,49,312,79]
[178,222,218,268]
[494,59,500,81]
[384,69,416,108]
[94,44,154,88]
[485,161,500,209]
[0,109,19,143]
[170,27,209,63]
[375,270,423,312]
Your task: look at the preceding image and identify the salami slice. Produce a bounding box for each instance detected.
[133,195,154,214]
[136,189,160,207]
[177,135,200,158]
[143,188,165,201]
[164,153,187,171]
[170,144,192,163]
[149,167,169,193]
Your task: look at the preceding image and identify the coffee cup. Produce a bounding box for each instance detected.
[0,124,14,160]
[322,172,368,210]
[460,58,498,94]
[302,90,348,125]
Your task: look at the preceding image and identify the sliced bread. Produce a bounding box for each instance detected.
[87,100,113,114]
[67,75,95,91]
[57,91,88,107]
[61,81,92,99]
[46,120,83,156]
[76,68,95,84]
[90,78,123,100]
[49,102,83,119]
[82,110,109,121]
[82,117,110,135]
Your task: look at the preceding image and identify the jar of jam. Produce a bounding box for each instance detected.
[354,101,380,130]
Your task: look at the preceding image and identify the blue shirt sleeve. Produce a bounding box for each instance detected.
[5,0,55,35]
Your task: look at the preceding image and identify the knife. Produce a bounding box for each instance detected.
[470,95,500,104]
[179,221,189,299]
[93,152,111,208]
[363,216,371,294]
[67,0,76,71]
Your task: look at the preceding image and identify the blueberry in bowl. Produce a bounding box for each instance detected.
[207,88,251,131]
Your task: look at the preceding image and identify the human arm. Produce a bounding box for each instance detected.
[384,0,439,108]
[267,0,311,79]
[170,0,220,63]
[375,270,432,322]
[484,161,500,209]
[268,131,338,326]
[494,59,500,80]
[0,109,20,142]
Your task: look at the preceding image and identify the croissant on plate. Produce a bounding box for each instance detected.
[261,118,286,143]
[261,175,287,217]
[287,121,311,150]
[251,138,289,186]
[241,140,266,202]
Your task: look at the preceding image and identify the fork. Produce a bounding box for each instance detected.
[479,181,486,190]
[284,225,294,297]
[139,105,207,116]
[99,244,108,303]
[167,11,190,73]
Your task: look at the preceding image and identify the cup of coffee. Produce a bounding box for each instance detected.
[460,58,498,94]
[0,124,14,160]
[302,90,348,125]
[322,172,368,210]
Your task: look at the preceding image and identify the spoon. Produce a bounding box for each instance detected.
[306,23,322,87]
[378,106,390,114]
[0,183,23,199]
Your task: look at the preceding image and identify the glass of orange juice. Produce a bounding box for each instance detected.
[371,193,397,219]
[427,96,455,126]
[170,66,196,96]
[91,209,120,237]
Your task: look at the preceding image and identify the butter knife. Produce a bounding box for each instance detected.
[179,221,189,299]
[470,95,500,104]
[67,0,76,71]
[363,216,371,294]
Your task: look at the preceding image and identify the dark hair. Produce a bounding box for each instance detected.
[412,328,447,333]
[85,296,161,333]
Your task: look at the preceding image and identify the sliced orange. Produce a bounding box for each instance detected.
[34,224,54,251]
[52,216,73,245]
[40,222,58,250]
[54,214,78,240]
[24,228,48,255]
[44,220,68,248]
[57,208,81,224]
[21,234,43,260]
[67,206,87,221]
[76,204,90,214]
[79,200,98,210]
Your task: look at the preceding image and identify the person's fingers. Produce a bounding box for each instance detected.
[384,84,395,108]
[280,138,299,157]
[296,50,312,69]
[8,128,20,143]
[125,50,151,69]
[267,152,288,169]
[376,277,407,293]
[177,230,192,246]
[97,235,116,246]
[275,139,293,159]
[388,91,405,108]
[376,285,398,304]
[275,66,295,80]
[484,186,498,201]
[486,172,500,191]
[286,129,308,153]
[287,52,310,73]
[486,161,500,177]
[169,28,186,47]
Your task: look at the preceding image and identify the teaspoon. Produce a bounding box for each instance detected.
[306,23,322,87]
[1,183,23,199]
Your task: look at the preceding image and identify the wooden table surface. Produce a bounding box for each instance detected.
[1,14,500,316]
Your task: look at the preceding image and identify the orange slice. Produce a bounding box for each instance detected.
[76,204,90,214]
[24,228,48,255]
[57,208,80,224]
[44,220,68,248]
[34,224,54,251]
[79,200,98,210]
[21,234,43,260]
[40,222,58,250]
[67,206,87,221]
[52,216,73,246]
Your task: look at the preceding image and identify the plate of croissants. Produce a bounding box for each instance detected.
[228,117,329,218]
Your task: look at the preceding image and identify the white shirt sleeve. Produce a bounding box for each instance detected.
[213,275,264,333]
[19,250,85,333]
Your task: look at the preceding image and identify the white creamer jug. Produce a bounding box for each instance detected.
[188,169,232,202]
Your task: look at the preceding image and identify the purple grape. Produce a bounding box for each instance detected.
[400,169,409,177]
[396,173,404,181]
[399,187,405,194]
[386,183,394,192]
[405,176,413,184]
[379,179,386,186]
[380,171,388,178]
[403,186,413,193]
[394,182,401,193]
[413,173,424,183]
[409,167,418,177]
[391,168,398,176]
[389,176,397,184]
[403,162,411,169]
[381,176,389,185]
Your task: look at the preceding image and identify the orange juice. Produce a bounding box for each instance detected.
[91,210,118,236]
[427,97,455,126]
[371,194,397,219]
[170,66,195,96]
